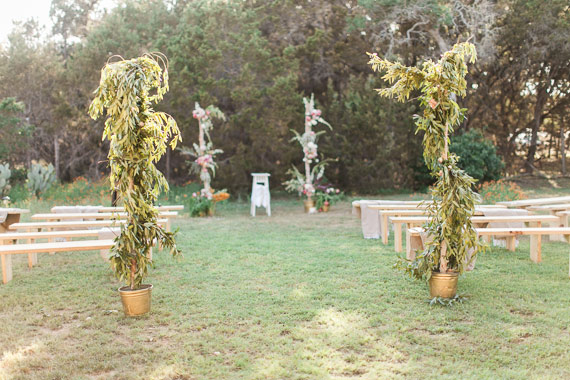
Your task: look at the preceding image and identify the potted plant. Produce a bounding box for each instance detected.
[89,53,181,316]
[187,188,230,217]
[368,42,483,299]
[284,94,332,213]
[180,102,226,216]
[314,185,343,212]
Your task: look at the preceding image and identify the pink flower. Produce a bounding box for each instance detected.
[429,99,438,109]
[306,116,311,122]
[336,189,340,194]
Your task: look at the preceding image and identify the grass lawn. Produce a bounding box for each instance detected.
[1,195,570,379]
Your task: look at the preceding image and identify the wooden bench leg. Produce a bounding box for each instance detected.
[530,234,541,263]
[381,213,389,245]
[1,254,13,284]
[27,238,37,268]
[394,223,403,253]
[407,234,423,261]
[506,236,516,252]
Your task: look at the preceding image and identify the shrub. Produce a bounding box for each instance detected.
[27,163,56,198]
[450,129,504,183]
[477,180,526,204]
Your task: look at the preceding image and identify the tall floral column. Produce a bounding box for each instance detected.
[182,102,225,199]
[284,94,331,209]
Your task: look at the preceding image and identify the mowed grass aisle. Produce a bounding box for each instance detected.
[1,200,570,379]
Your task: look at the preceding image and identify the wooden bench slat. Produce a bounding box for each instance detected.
[31,212,177,221]
[390,215,559,223]
[0,229,105,241]
[0,239,115,255]
[8,218,168,230]
[97,205,184,212]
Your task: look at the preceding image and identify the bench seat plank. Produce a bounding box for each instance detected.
[97,205,184,212]
[0,239,115,255]
[0,239,115,284]
[9,218,168,231]
[31,212,177,221]
[0,229,105,241]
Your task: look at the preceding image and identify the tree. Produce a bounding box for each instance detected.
[369,42,483,277]
[89,53,180,290]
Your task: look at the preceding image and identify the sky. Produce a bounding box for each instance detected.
[0,0,116,44]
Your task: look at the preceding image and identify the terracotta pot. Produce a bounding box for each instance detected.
[428,272,458,298]
[303,200,315,213]
[118,284,153,316]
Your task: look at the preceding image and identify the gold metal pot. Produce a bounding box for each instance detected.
[118,284,153,316]
[428,272,458,298]
[303,200,315,213]
[321,204,330,212]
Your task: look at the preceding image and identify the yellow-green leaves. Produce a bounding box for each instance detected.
[89,53,180,289]
[369,42,482,279]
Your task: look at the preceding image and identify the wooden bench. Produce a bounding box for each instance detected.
[9,218,169,232]
[369,206,500,245]
[0,239,115,284]
[392,215,559,253]
[96,205,184,212]
[351,200,426,219]
[31,211,177,221]
[498,196,570,209]
[407,227,570,276]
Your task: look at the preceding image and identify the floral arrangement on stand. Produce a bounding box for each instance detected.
[284,94,333,213]
[181,102,229,216]
[314,184,343,212]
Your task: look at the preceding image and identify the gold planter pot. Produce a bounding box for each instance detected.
[119,284,153,316]
[428,272,458,298]
[321,204,330,212]
[303,200,315,213]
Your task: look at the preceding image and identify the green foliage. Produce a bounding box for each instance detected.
[0,163,11,197]
[27,163,56,198]
[314,185,344,211]
[0,97,32,163]
[478,180,526,204]
[370,42,483,280]
[186,192,214,217]
[89,53,181,290]
[451,129,504,182]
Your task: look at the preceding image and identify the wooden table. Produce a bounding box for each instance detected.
[0,208,30,233]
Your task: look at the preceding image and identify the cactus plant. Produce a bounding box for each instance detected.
[0,163,11,197]
[27,163,56,197]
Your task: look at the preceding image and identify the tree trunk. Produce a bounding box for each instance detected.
[54,135,60,180]
[525,88,547,173]
[562,124,566,175]
[166,147,171,183]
